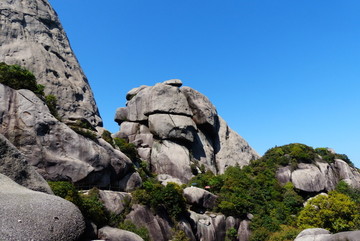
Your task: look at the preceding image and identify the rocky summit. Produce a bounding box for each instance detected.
[0,0,102,126]
[114,79,260,183]
[1,0,360,241]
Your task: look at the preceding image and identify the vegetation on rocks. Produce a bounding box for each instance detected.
[0,62,60,119]
[188,143,360,240]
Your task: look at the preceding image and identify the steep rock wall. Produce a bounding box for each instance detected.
[0,0,102,126]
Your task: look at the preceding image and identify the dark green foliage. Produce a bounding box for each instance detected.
[118,220,150,241]
[45,94,59,119]
[101,130,114,147]
[315,148,353,166]
[172,229,191,241]
[132,181,187,220]
[0,62,41,93]
[268,225,302,241]
[225,227,238,241]
[336,180,360,204]
[114,137,139,162]
[48,182,108,227]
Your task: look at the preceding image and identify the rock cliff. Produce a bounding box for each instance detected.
[115,79,259,183]
[0,83,133,189]
[0,0,102,126]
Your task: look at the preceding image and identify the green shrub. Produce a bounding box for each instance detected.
[118,220,150,241]
[268,225,302,241]
[225,227,238,241]
[297,191,360,232]
[0,62,40,93]
[45,94,59,119]
[114,137,139,162]
[101,130,114,147]
[132,181,187,220]
[172,229,190,241]
[48,182,109,227]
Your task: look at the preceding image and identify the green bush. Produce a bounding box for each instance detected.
[0,62,41,94]
[172,229,191,241]
[132,181,187,220]
[48,182,109,227]
[118,220,150,241]
[297,191,360,232]
[114,137,139,162]
[268,225,302,241]
[101,130,114,147]
[45,94,60,119]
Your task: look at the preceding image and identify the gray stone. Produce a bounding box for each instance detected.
[181,86,218,133]
[276,166,292,185]
[98,226,144,241]
[329,231,360,241]
[115,107,129,125]
[98,190,132,215]
[151,140,193,183]
[0,133,52,194]
[183,186,218,209]
[216,117,260,174]
[335,159,360,189]
[0,84,132,188]
[0,0,102,127]
[163,79,183,87]
[0,174,85,241]
[118,172,142,192]
[157,174,183,186]
[126,85,149,101]
[237,220,251,241]
[291,163,328,192]
[126,204,172,241]
[148,113,197,142]
[144,83,193,116]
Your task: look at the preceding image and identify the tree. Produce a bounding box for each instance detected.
[297,191,360,232]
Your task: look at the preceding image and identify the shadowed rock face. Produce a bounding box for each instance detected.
[0,83,133,189]
[115,80,259,183]
[0,0,102,127]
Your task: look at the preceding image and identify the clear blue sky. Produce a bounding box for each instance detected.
[48,0,360,167]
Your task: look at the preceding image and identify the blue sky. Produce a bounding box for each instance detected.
[48,0,360,166]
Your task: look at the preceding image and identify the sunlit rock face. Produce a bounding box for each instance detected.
[115,80,260,183]
[0,0,102,127]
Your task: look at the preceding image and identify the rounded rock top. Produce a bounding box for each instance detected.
[163,79,183,87]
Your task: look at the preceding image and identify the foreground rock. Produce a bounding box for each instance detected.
[0,0,102,126]
[115,80,259,183]
[294,228,360,241]
[98,226,144,241]
[0,133,52,194]
[0,84,133,189]
[0,174,85,241]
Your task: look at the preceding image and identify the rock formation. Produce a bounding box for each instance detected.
[276,159,360,193]
[115,80,259,183]
[0,0,102,126]
[0,83,133,189]
[0,133,52,194]
[0,174,85,241]
[294,228,360,241]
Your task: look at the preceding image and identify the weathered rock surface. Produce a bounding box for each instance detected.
[98,190,132,215]
[238,220,251,241]
[183,186,218,209]
[276,159,360,193]
[0,133,52,193]
[126,204,173,241]
[98,226,144,241]
[0,174,85,241]
[294,228,360,241]
[115,80,259,183]
[0,84,133,188]
[0,0,102,126]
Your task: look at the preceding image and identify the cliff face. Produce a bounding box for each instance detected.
[114,79,260,183]
[0,0,102,127]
